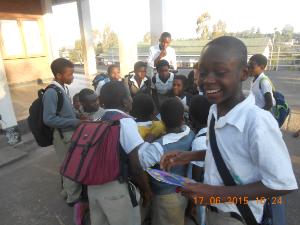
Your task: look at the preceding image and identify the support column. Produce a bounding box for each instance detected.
[41,0,60,62]
[0,53,20,145]
[76,0,97,77]
[149,0,167,45]
[117,1,138,75]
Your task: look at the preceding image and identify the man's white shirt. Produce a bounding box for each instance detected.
[147,44,177,70]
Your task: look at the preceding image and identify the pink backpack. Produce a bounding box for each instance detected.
[60,113,126,185]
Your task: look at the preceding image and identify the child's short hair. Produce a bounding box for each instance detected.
[249,54,268,68]
[50,58,74,77]
[107,64,119,75]
[100,81,129,108]
[156,59,170,70]
[78,88,95,103]
[174,75,187,88]
[134,61,147,71]
[160,32,171,40]
[206,36,248,68]
[131,93,154,120]
[73,93,80,101]
[189,96,211,126]
[160,98,184,129]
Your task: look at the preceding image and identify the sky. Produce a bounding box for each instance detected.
[52,0,300,48]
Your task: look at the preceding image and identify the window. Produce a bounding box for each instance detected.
[0,18,45,59]
[22,20,44,56]
[0,20,25,58]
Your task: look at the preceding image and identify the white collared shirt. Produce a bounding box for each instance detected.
[153,73,174,94]
[204,94,297,223]
[250,73,276,108]
[138,125,191,169]
[147,44,177,70]
[130,76,148,89]
[103,109,144,154]
[191,127,207,167]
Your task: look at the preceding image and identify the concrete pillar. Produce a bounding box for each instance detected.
[41,0,60,62]
[149,0,167,45]
[76,0,97,77]
[117,1,138,75]
[0,53,20,145]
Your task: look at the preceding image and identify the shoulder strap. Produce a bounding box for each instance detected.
[209,116,259,225]
[259,76,275,92]
[47,84,64,139]
[196,132,206,138]
[48,84,64,115]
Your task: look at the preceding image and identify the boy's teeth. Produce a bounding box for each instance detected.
[207,89,220,94]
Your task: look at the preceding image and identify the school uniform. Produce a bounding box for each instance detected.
[250,72,276,108]
[88,109,143,225]
[152,73,174,108]
[80,107,105,121]
[43,81,81,204]
[204,93,297,225]
[191,127,207,225]
[191,127,207,167]
[124,75,151,97]
[147,44,177,70]
[139,125,195,225]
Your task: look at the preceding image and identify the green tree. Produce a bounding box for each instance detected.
[281,24,294,42]
[211,20,226,39]
[196,12,211,40]
[69,40,83,64]
[101,24,118,52]
[143,32,151,43]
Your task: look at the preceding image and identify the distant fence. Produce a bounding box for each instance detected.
[65,48,300,71]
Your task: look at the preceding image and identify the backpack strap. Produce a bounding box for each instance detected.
[209,115,259,225]
[259,76,275,92]
[196,132,206,138]
[47,84,64,139]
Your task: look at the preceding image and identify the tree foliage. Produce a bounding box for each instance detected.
[196,12,211,40]
[211,20,227,39]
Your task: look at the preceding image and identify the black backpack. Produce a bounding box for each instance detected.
[27,84,64,147]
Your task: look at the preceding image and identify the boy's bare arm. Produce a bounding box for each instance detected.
[128,147,153,207]
[160,150,206,171]
[179,181,296,205]
[263,92,273,111]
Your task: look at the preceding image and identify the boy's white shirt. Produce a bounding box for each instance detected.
[138,125,190,169]
[191,127,207,167]
[152,72,174,94]
[250,72,276,108]
[129,76,148,89]
[205,93,297,223]
[103,109,144,154]
[147,44,177,70]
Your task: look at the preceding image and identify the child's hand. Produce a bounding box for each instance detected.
[160,151,192,171]
[177,183,216,205]
[159,49,167,58]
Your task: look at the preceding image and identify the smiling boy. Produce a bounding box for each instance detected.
[160,36,297,225]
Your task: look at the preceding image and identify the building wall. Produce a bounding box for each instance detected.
[0,0,52,85]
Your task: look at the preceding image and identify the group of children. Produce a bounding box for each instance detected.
[42,35,297,225]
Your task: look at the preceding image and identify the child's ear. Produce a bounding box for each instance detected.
[240,66,249,81]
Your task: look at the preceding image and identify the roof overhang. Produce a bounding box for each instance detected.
[52,0,75,6]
